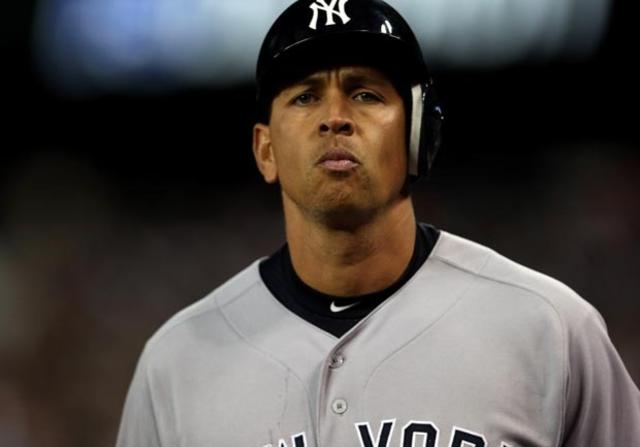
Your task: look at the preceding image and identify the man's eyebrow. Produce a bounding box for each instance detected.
[342,73,389,88]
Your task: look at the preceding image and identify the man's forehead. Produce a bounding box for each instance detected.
[286,65,395,88]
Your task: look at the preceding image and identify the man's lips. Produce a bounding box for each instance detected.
[317,149,360,171]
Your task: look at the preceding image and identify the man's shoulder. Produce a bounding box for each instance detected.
[431,231,603,328]
[141,259,266,362]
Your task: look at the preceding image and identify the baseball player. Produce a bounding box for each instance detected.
[116,0,640,446]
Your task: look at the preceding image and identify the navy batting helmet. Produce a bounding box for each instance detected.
[256,0,443,178]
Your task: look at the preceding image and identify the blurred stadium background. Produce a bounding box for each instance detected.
[1,0,639,445]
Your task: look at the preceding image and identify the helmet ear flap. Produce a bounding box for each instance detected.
[408,80,444,180]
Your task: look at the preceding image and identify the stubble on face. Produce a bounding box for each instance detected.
[292,162,378,230]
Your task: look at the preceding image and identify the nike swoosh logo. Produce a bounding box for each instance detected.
[330,301,360,313]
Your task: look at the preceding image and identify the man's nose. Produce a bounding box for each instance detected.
[319,94,355,136]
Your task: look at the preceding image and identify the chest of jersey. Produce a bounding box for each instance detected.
[157,264,564,447]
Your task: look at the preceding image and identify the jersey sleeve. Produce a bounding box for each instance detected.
[561,307,640,446]
[116,348,163,447]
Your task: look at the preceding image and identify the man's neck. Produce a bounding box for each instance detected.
[283,195,417,297]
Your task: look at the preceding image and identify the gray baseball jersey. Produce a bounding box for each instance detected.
[116,231,640,446]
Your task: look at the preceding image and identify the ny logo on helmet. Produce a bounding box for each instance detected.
[308,0,351,30]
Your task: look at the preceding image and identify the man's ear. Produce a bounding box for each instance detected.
[252,123,278,184]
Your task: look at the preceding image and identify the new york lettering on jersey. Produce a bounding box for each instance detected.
[265,420,513,447]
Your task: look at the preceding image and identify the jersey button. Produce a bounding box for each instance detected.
[332,398,348,415]
[329,354,345,369]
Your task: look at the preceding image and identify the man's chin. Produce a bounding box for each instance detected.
[311,201,378,231]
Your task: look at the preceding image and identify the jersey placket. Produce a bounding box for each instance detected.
[316,335,363,445]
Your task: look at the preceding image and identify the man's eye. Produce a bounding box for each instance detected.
[353,91,381,103]
[293,93,317,105]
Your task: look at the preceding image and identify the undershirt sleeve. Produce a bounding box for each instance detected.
[561,308,640,445]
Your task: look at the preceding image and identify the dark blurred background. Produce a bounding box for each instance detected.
[1,0,639,445]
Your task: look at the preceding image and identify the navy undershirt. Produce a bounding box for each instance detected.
[259,223,440,337]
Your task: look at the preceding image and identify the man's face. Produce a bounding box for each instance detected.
[253,66,407,227]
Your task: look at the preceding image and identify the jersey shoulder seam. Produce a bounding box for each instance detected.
[431,242,586,320]
[213,280,317,422]
[141,265,315,414]
[432,243,575,447]
[143,262,263,354]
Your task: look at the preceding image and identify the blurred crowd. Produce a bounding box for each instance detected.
[0,145,638,446]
